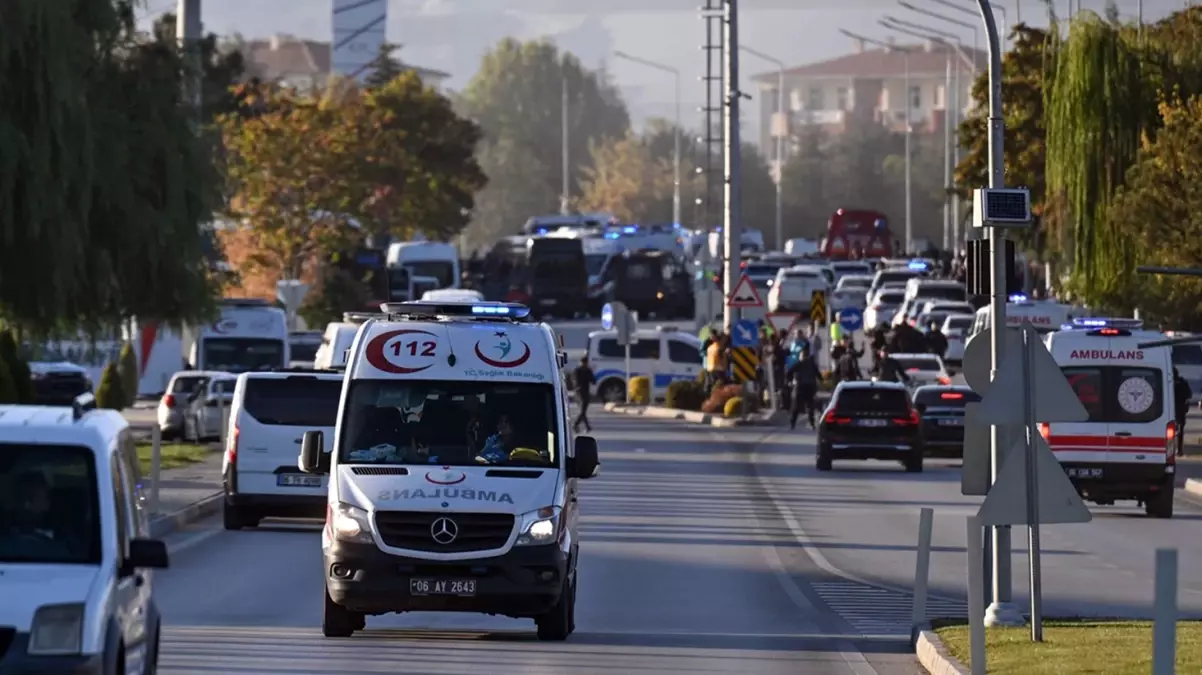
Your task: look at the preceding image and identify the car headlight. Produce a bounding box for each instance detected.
[328,503,373,544]
[515,506,561,546]
[28,603,84,656]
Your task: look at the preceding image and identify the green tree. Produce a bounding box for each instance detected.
[118,342,138,407]
[0,354,16,404]
[956,24,1053,255]
[457,39,631,246]
[0,330,34,404]
[365,43,406,88]
[578,132,679,222]
[152,12,246,121]
[781,126,836,238]
[94,362,125,411]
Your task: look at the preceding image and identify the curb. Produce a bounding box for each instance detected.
[148,492,224,539]
[1186,478,1202,498]
[603,402,777,428]
[915,626,971,675]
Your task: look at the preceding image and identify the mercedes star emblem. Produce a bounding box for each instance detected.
[430,517,458,545]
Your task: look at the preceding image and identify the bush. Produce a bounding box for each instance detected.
[701,383,743,414]
[95,363,126,411]
[723,396,744,418]
[0,354,17,404]
[628,376,651,405]
[0,330,33,403]
[118,342,139,407]
[665,380,706,410]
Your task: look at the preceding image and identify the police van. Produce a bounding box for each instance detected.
[0,395,170,673]
[296,302,600,640]
[586,326,704,403]
[1043,318,1177,518]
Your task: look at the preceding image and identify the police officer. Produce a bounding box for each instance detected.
[786,347,822,430]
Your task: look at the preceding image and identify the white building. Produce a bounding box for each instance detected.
[243,34,450,92]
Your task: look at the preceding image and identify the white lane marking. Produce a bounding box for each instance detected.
[165,523,222,555]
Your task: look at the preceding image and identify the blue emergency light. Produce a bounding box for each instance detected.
[380,301,531,320]
[1008,293,1028,302]
[604,231,621,239]
[622,226,637,234]
[907,260,928,271]
[1070,317,1143,330]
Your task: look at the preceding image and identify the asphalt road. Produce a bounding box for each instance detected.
[151,412,923,675]
[742,426,1202,623]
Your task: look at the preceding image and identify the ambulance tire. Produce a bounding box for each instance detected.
[322,587,360,638]
[535,577,575,641]
[1145,484,1174,519]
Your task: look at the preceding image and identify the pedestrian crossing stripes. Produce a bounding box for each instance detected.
[809,579,968,637]
[731,346,758,383]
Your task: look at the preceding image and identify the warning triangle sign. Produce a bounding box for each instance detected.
[767,312,799,333]
[727,273,763,308]
[977,434,1092,526]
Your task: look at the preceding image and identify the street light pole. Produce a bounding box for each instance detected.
[613,51,683,227]
[740,45,786,251]
[176,0,203,113]
[898,1,981,70]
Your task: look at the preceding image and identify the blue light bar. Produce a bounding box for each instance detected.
[622,226,637,234]
[604,232,620,239]
[380,301,531,319]
[1070,317,1143,329]
[1008,293,1028,302]
[907,260,929,270]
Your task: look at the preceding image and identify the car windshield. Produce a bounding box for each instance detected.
[875,291,905,306]
[339,380,558,468]
[0,444,101,564]
[946,316,974,331]
[201,338,285,373]
[1173,345,1202,366]
[895,357,941,372]
[212,379,237,395]
[837,277,871,290]
[171,375,207,394]
[290,342,319,362]
[405,261,456,288]
[836,387,910,412]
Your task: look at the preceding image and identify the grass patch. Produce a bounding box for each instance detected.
[134,442,212,474]
[934,619,1202,674]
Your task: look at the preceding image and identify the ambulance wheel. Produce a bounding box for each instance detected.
[322,587,359,638]
[535,578,575,641]
[597,380,625,404]
[1145,484,1174,519]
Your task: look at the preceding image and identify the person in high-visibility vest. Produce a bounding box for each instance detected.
[829,320,844,346]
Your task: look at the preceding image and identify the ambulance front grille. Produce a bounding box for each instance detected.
[375,511,515,553]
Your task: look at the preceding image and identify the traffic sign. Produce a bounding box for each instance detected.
[727,274,763,308]
[731,346,759,383]
[977,434,1092,526]
[962,327,1023,392]
[810,290,827,326]
[767,312,799,334]
[601,303,616,330]
[837,307,863,332]
[731,319,759,347]
[961,403,1022,496]
[974,324,1089,425]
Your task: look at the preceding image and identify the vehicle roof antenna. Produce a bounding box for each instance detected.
[443,325,457,367]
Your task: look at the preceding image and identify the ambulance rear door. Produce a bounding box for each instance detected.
[1105,345,1171,467]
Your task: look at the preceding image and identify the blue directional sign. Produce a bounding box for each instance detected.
[837,307,864,333]
[731,319,759,347]
[601,303,615,330]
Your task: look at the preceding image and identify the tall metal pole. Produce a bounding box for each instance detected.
[673,70,682,226]
[951,52,962,251]
[903,48,912,255]
[721,0,742,334]
[775,64,784,250]
[941,47,953,251]
[976,0,1024,629]
[561,75,571,214]
[176,0,203,113]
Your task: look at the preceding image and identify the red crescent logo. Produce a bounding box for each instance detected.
[365,329,438,374]
[474,341,531,368]
[425,470,466,485]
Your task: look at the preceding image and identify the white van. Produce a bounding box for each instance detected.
[1043,317,1177,518]
[0,395,170,673]
[222,370,344,529]
[184,299,289,373]
[586,327,704,402]
[296,301,599,640]
[970,300,1083,337]
[314,313,383,370]
[386,241,460,292]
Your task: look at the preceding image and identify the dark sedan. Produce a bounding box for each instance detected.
[913,385,981,458]
[816,381,924,472]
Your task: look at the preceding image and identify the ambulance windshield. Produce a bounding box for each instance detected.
[338,380,558,468]
[1062,366,1163,423]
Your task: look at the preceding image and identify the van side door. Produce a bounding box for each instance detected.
[111,454,150,674]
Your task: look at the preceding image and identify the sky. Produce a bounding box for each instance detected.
[137,0,1189,140]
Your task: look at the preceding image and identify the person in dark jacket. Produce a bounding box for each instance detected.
[836,339,863,382]
[1174,368,1192,456]
[573,357,596,433]
[924,320,949,359]
[873,349,910,385]
[786,347,822,430]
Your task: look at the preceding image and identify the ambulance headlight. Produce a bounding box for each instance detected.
[516,506,561,546]
[328,502,373,544]
[28,604,84,655]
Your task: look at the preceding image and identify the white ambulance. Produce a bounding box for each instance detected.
[296,301,599,640]
[1043,317,1177,518]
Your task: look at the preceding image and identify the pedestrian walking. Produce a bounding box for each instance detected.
[573,356,595,433]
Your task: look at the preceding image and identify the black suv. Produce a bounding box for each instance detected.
[817,381,923,472]
[913,385,980,458]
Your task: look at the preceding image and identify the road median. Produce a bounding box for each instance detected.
[602,402,784,428]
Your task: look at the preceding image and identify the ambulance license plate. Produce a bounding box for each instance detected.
[409,578,477,597]
[1067,467,1103,479]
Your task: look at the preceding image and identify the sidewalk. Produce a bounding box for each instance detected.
[145,447,223,539]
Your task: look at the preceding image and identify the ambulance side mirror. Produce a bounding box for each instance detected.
[299,431,327,474]
[570,436,600,479]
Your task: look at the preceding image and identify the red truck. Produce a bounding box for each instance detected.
[820,209,894,259]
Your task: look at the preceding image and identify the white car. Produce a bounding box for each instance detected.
[1,394,170,674]
[157,370,226,439]
[830,261,874,281]
[421,288,486,303]
[890,353,952,387]
[832,274,873,309]
[222,370,344,529]
[181,374,238,443]
[941,314,975,366]
[768,266,829,313]
[865,288,906,331]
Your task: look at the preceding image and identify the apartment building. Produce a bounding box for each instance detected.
[243,34,450,92]
[751,39,984,178]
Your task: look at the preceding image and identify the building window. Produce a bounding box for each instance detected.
[910,85,921,109]
[807,87,824,110]
[836,87,849,110]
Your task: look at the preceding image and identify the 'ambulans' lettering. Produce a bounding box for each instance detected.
[1069,349,1143,360]
[377,488,515,504]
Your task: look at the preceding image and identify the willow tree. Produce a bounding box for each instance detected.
[1045,13,1147,307]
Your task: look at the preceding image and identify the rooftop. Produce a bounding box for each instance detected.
[245,34,450,82]
[752,42,987,81]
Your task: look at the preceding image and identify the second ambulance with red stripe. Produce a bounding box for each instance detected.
[1043,318,1177,518]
